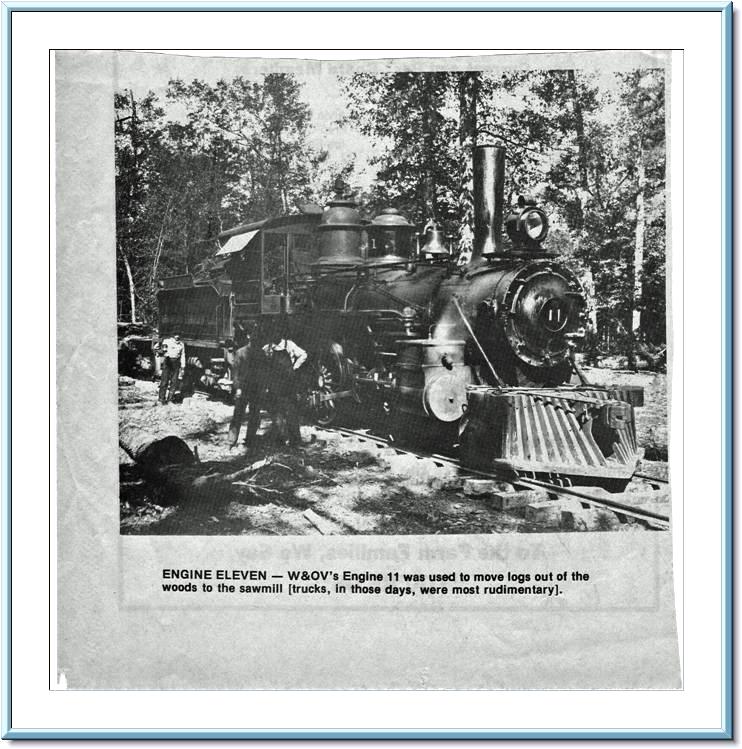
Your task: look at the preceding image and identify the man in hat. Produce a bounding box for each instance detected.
[158,333,186,405]
[228,329,269,448]
[262,326,308,447]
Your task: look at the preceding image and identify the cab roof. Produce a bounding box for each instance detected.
[218,213,323,241]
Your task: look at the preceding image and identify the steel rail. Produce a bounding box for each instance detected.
[632,471,669,484]
[513,476,669,527]
[313,424,670,530]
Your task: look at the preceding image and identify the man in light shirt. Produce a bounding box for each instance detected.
[158,333,186,405]
[262,335,308,371]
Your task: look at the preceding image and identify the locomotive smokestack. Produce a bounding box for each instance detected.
[473,144,506,257]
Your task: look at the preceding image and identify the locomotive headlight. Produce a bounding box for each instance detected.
[522,208,548,242]
[505,197,550,249]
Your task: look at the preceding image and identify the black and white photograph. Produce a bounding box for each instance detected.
[115,52,670,538]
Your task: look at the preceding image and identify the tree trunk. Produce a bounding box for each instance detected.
[205,155,217,241]
[421,74,437,219]
[567,70,589,193]
[150,195,174,291]
[457,72,479,255]
[122,251,137,323]
[566,70,591,230]
[458,71,479,148]
[128,89,140,205]
[277,131,289,214]
[629,142,647,368]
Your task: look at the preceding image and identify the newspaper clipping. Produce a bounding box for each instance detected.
[56,49,679,689]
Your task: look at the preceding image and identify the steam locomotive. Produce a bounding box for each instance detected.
[158,145,644,491]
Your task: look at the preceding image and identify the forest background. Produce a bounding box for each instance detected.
[115,67,667,366]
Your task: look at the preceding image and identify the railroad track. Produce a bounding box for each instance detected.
[312,424,670,530]
[632,471,669,485]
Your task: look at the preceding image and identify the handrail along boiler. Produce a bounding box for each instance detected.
[158,145,644,491]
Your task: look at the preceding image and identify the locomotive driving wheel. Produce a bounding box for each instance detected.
[309,342,350,427]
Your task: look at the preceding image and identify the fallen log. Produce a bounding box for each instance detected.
[119,429,196,473]
[120,430,267,506]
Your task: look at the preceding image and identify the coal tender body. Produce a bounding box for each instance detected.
[215,145,645,491]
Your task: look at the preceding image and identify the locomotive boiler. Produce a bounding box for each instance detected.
[159,144,644,491]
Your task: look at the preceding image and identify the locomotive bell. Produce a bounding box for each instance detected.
[367,207,415,265]
[316,196,364,266]
[420,220,450,257]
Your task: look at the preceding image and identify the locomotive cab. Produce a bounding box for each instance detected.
[218,214,322,318]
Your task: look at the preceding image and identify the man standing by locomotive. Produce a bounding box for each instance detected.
[158,333,186,405]
[262,324,308,447]
[228,327,268,448]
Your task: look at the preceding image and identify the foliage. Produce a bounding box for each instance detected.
[496,69,666,355]
[342,72,460,228]
[115,90,169,322]
[115,74,314,322]
[115,67,667,365]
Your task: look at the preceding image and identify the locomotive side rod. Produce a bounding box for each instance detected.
[313,425,669,530]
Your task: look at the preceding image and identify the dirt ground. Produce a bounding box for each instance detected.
[119,368,670,536]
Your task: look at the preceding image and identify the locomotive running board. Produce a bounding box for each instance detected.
[460,386,643,488]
